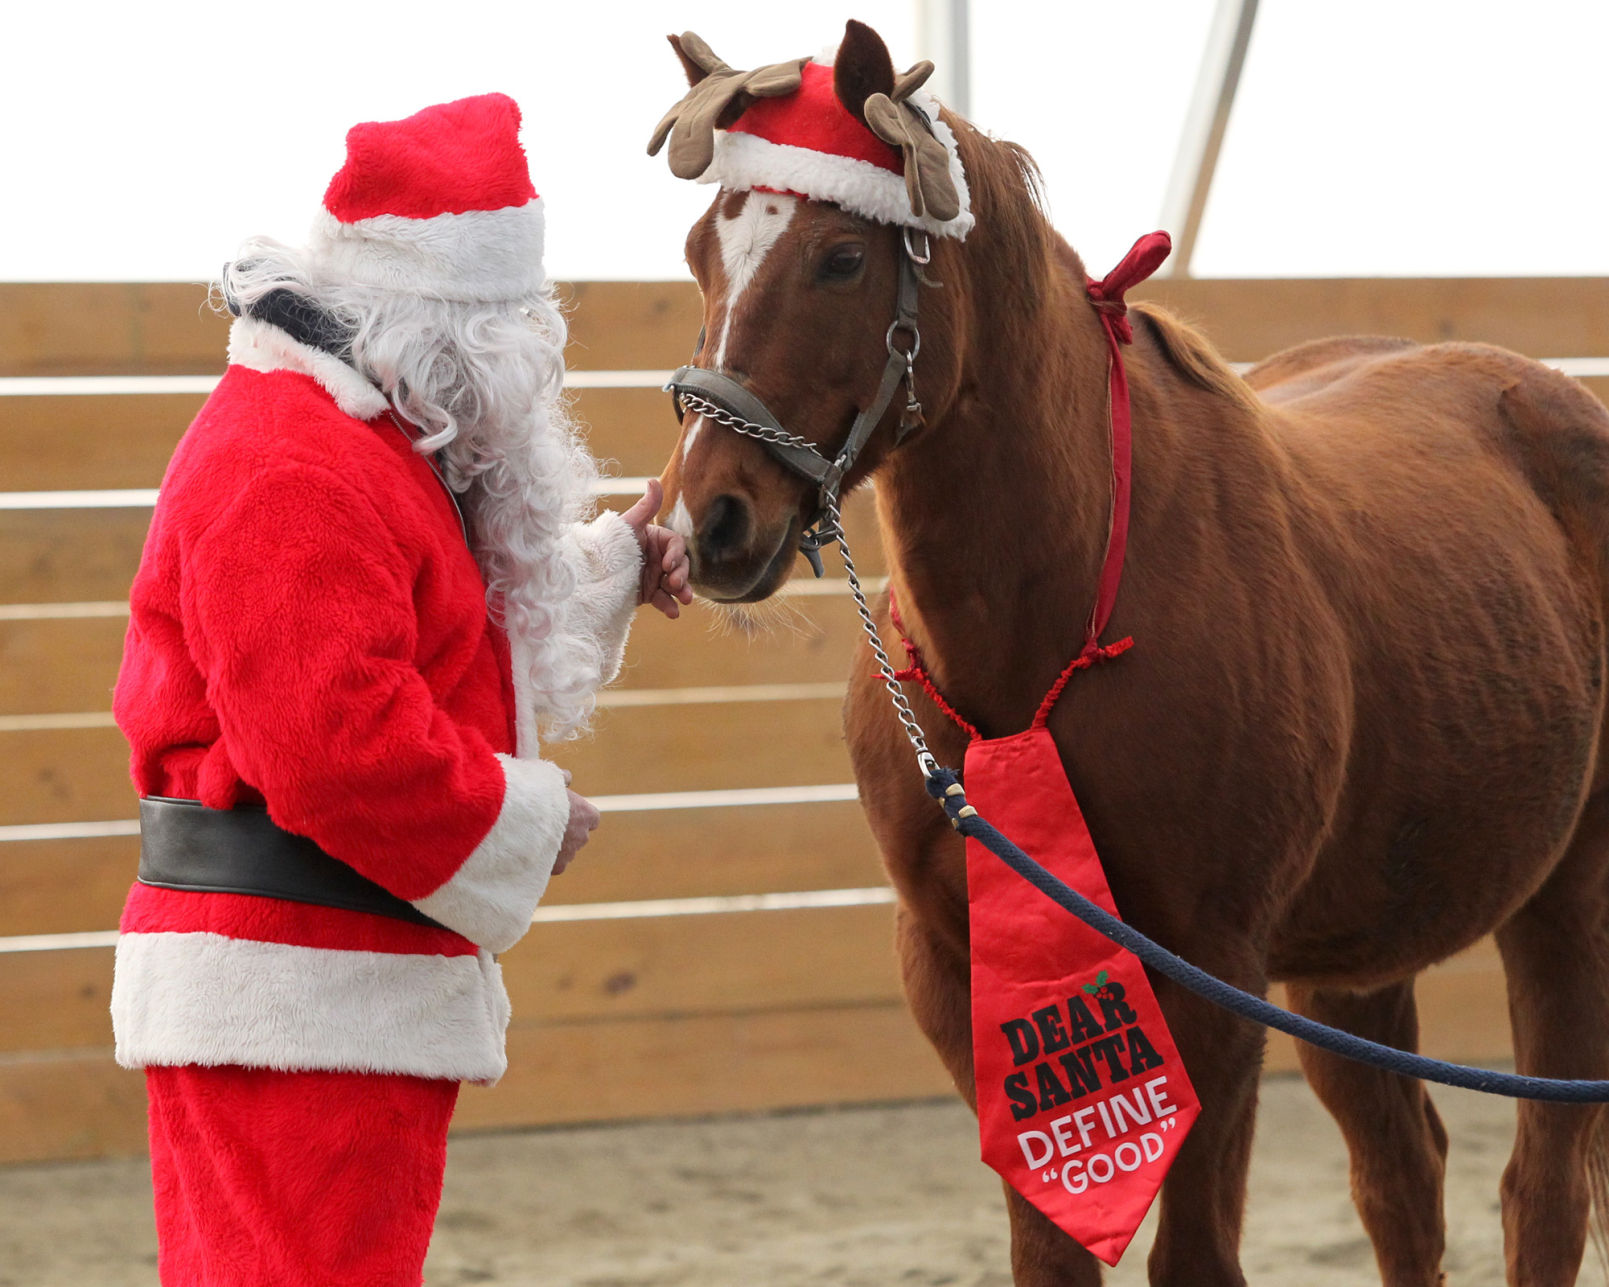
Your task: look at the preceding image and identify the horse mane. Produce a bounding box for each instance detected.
[947,117,1258,416]
[944,115,1062,310]
[1131,304,1263,415]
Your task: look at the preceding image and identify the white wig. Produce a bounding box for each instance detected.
[218,238,605,741]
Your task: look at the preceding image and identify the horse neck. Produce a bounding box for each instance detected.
[873,241,1145,731]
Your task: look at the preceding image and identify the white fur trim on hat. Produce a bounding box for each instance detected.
[113,933,513,1084]
[703,92,974,240]
[410,753,570,953]
[227,315,390,420]
[311,197,546,302]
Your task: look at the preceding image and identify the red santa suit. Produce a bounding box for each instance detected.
[109,94,642,1286]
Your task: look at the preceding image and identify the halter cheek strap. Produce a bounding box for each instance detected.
[890,230,1171,737]
[665,227,931,577]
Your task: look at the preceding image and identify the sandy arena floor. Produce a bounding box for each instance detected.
[0,1073,1587,1285]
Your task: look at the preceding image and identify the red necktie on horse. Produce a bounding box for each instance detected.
[895,231,1200,1266]
[964,722,1199,1266]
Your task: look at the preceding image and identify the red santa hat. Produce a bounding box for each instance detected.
[310,93,546,302]
[701,59,974,240]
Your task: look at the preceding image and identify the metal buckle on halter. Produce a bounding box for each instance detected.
[886,320,924,443]
[818,459,847,507]
[885,319,922,361]
[797,462,849,578]
[798,511,844,578]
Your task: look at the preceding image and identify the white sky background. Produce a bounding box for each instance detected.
[1,0,1604,282]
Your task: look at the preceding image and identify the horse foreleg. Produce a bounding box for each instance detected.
[1145,969,1265,1287]
[1494,793,1609,1287]
[894,905,976,1107]
[1286,979,1448,1286]
[895,906,1103,1286]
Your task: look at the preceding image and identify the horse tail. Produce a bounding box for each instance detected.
[1496,362,1609,574]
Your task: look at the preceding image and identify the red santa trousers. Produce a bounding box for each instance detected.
[146,1064,460,1287]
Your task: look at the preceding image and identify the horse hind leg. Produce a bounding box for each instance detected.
[1494,791,1609,1287]
[1285,979,1448,1286]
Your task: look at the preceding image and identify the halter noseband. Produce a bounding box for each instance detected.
[665,225,931,577]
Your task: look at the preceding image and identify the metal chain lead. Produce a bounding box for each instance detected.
[823,495,939,779]
[704,413,937,776]
[697,400,938,779]
[675,390,820,454]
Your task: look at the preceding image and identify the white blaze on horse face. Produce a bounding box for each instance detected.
[682,192,797,468]
[710,191,797,372]
[681,412,706,461]
[667,493,695,545]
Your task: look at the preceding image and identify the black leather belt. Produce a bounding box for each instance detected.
[137,796,449,931]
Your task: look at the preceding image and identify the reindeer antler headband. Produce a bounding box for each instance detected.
[647,26,974,240]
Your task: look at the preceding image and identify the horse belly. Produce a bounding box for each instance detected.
[1267,605,1602,987]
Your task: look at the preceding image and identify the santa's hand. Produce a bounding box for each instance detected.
[554,789,600,876]
[621,479,693,618]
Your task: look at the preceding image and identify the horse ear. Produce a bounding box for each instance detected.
[833,19,896,127]
[669,32,720,87]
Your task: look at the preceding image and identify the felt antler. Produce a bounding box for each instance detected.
[860,60,961,222]
[647,32,807,181]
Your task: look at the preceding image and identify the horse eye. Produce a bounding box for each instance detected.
[817,245,865,283]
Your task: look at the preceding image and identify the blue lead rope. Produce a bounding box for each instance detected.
[925,766,1609,1103]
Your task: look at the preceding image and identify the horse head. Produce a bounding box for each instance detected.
[648,20,976,603]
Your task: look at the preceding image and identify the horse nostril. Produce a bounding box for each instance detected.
[700,493,752,561]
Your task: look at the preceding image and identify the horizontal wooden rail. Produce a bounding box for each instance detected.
[1129,276,1609,364]
[0,486,885,606]
[1,695,859,827]
[0,282,703,378]
[0,590,872,717]
[0,1003,952,1164]
[1,902,907,1055]
[4,279,1605,378]
[0,386,681,492]
[0,798,886,938]
[0,939,1513,1164]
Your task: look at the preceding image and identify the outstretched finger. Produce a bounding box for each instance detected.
[620,478,664,533]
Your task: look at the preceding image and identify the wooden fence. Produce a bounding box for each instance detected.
[2,277,1606,1164]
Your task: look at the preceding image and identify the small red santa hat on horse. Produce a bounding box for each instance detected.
[649,26,975,241]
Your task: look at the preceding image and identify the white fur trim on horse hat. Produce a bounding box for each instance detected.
[701,62,973,240]
[310,93,547,302]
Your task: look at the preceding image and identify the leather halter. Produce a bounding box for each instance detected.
[665,227,930,576]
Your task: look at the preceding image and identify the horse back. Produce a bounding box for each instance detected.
[1258,338,1609,601]
[1242,335,1420,405]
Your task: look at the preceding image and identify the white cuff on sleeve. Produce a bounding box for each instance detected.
[411,754,570,953]
[566,510,644,686]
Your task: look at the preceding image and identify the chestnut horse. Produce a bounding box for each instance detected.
[652,23,1609,1286]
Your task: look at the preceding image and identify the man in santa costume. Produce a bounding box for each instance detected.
[109,92,691,1286]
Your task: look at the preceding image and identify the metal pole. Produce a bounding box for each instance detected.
[915,0,971,119]
[1158,0,1259,277]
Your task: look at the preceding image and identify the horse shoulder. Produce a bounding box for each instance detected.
[841,632,971,944]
